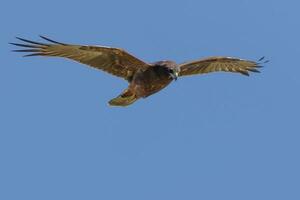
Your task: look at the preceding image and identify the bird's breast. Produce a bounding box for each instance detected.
[130,67,172,98]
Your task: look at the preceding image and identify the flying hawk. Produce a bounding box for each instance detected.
[11,36,268,107]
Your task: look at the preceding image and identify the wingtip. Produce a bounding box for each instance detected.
[39,35,66,45]
[257,56,270,64]
[258,56,265,61]
[39,35,47,40]
[248,68,261,73]
[240,71,250,76]
[9,42,18,47]
[14,36,48,46]
[15,36,28,42]
[23,53,44,57]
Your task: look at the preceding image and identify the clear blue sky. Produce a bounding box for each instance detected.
[1,0,299,199]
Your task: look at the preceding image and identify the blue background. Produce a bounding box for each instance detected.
[1,0,299,199]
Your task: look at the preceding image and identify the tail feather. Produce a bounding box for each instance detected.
[108,89,138,107]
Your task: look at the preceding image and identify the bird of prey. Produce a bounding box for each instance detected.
[11,36,268,107]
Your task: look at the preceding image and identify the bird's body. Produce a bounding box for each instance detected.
[11,36,268,107]
[109,61,176,106]
[132,61,175,97]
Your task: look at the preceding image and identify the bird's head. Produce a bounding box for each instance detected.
[156,60,180,81]
[168,67,179,81]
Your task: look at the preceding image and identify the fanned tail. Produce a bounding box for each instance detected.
[108,89,138,107]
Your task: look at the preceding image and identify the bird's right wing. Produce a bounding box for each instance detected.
[179,56,268,77]
[11,36,150,80]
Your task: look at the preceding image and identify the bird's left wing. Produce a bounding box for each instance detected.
[179,56,268,77]
[11,36,150,80]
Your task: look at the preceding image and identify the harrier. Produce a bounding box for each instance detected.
[11,36,268,106]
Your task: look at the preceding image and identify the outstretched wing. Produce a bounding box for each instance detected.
[179,56,268,77]
[11,36,150,80]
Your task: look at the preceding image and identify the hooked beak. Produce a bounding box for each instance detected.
[171,72,178,81]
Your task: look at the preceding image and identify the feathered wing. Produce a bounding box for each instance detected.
[179,56,268,77]
[11,36,150,80]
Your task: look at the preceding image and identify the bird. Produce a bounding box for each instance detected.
[11,36,268,107]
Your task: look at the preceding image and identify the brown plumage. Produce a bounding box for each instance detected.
[11,36,268,107]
